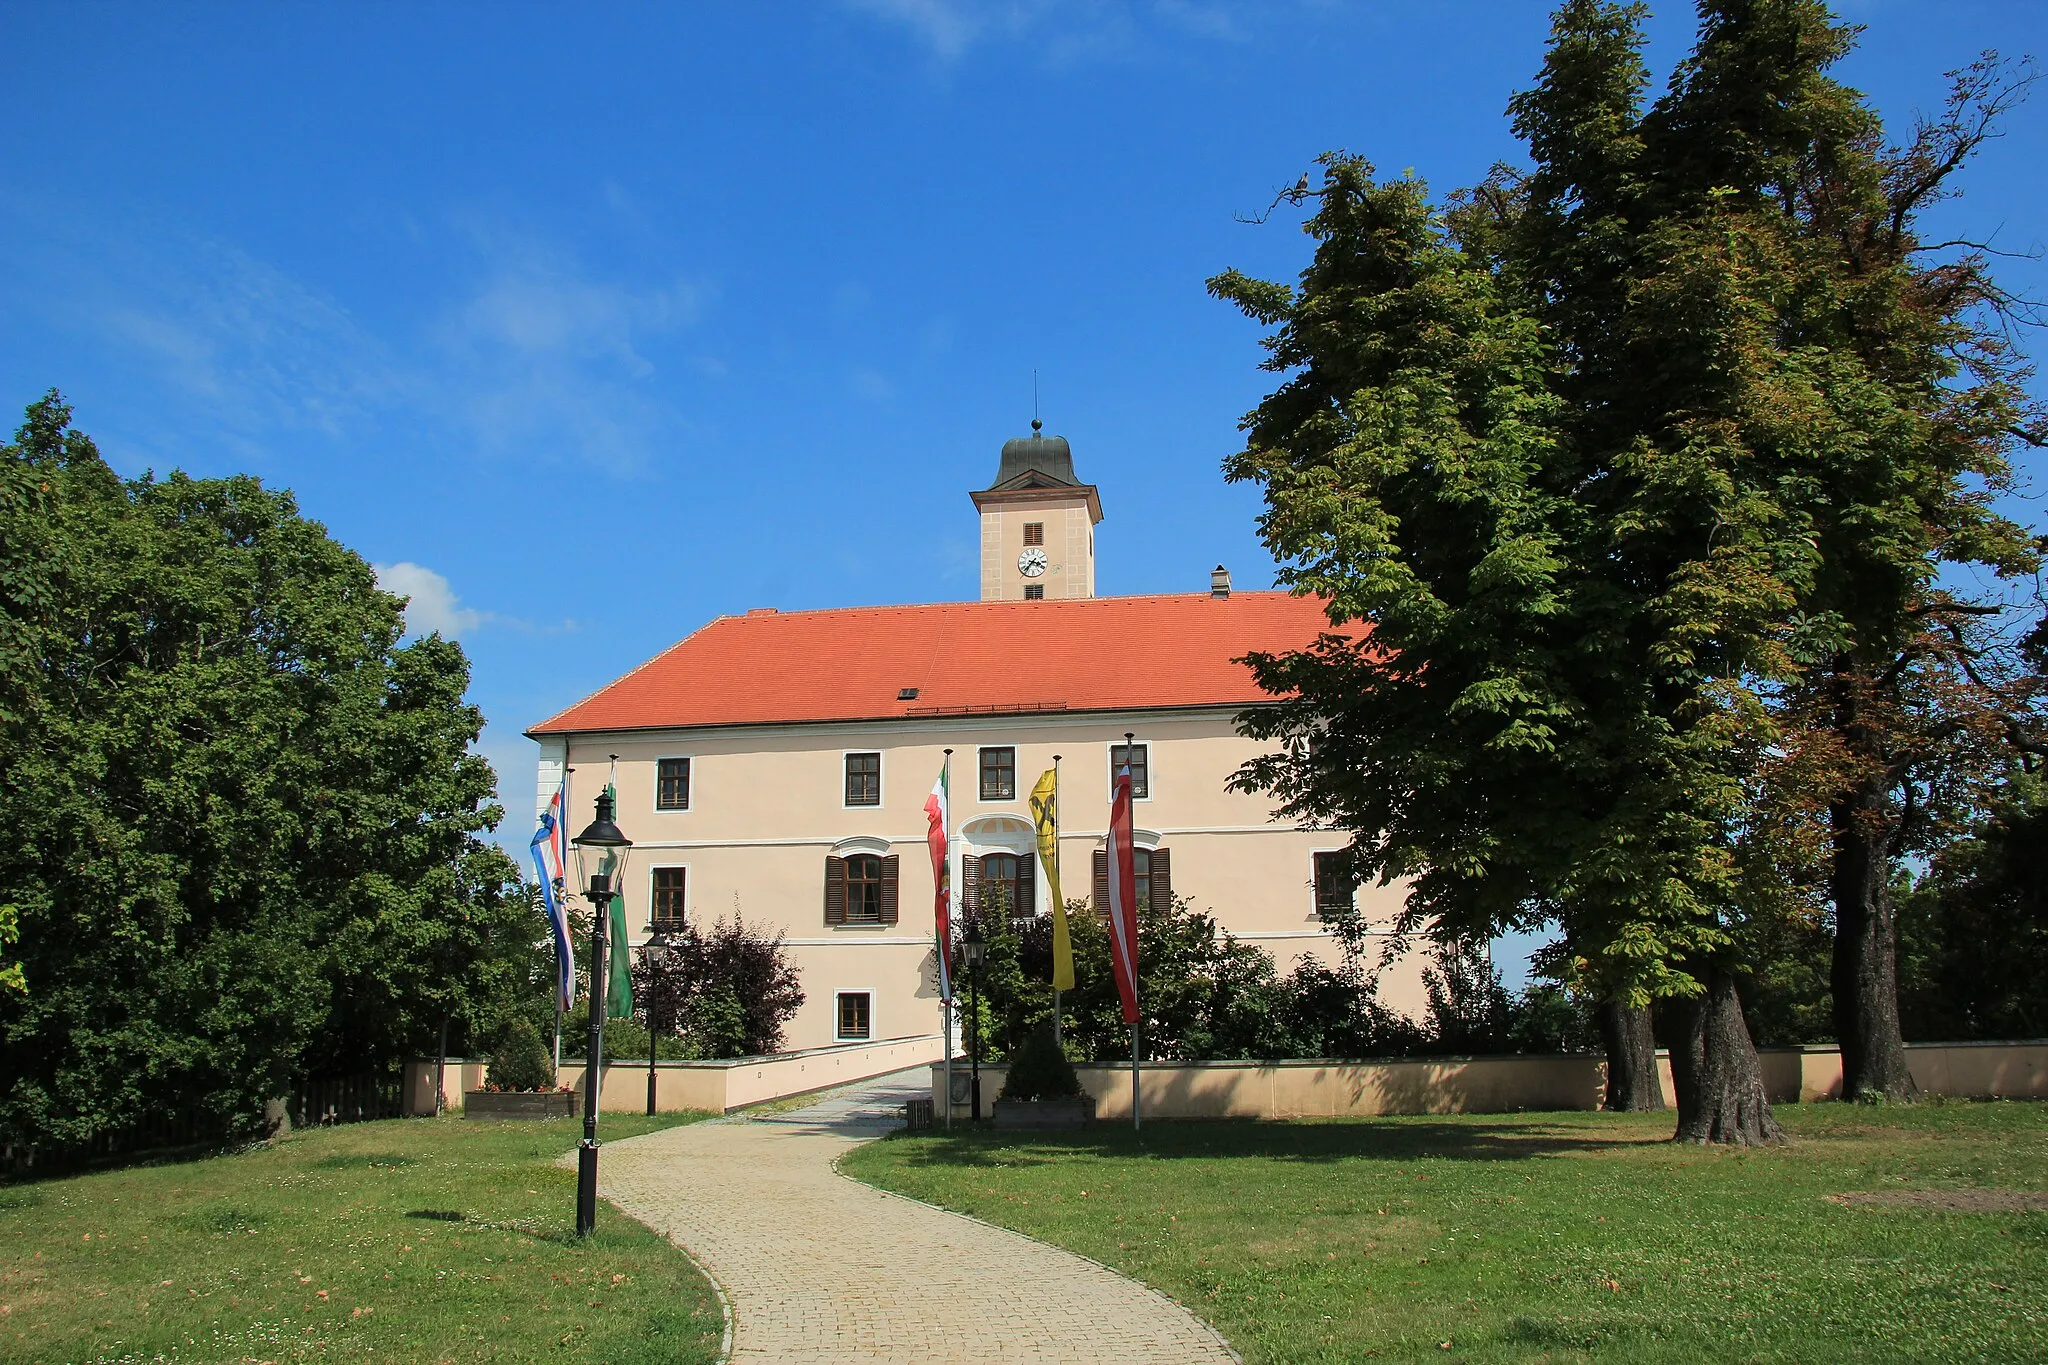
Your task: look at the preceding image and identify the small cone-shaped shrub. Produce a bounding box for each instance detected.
[999,1026,1081,1101]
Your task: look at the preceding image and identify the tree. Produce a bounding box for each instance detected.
[0,393,535,1150]
[631,912,805,1059]
[1897,776,2048,1040]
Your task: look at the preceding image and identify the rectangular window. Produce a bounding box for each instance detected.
[844,752,881,807]
[651,867,687,927]
[1023,522,1044,546]
[1132,848,1152,910]
[1313,851,1355,918]
[656,757,691,811]
[836,991,872,1041]
[1109,742,1149,800]
[979,746,1016,801]
[1023,584,1044,600]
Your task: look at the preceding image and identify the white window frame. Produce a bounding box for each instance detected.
[834,988,875,1042]
[1107,741,1153,803]
[977,744,1019,804]
[647,862,692,932]
[652,754,694,813]
[841,748,884,810]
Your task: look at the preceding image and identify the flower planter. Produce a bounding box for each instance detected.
[992,1095,1095,1130]
[463,1090,579,1121]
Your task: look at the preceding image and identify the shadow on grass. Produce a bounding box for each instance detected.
[880,1114,1666,1168]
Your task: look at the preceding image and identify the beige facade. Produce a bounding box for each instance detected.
[973,487,1099,601]
[537,708,1429,1053]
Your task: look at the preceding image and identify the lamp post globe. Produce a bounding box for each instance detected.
[570,784,633,1238]
[963,920,986,1121]
[642,927,674,1116]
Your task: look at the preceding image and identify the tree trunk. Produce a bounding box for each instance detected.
[1598,998,1664,1111]
[1670,968,1785,1146]
[1831,779,1920,1101]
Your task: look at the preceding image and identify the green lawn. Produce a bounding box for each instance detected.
[842,1101,2048,1363]
[0,1112,723,1364]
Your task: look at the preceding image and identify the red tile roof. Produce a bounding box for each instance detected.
[529,591,1353,735]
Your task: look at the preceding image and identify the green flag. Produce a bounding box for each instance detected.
[602,787,634,1020]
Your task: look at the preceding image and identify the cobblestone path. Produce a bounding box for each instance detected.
[588,1068,1239,1363]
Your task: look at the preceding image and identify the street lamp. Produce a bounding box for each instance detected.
[642,927,674,1117]
[571,783,633,1238]
[963,918,987,1121]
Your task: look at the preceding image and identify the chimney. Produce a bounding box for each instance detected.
[1210,565,1231,598]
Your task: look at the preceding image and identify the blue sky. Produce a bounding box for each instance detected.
[3,1,2043,982]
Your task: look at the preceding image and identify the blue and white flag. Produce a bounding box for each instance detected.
[530,784,575,1012]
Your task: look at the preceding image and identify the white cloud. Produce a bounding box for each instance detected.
[376,561,488,639]
[0,193,704,479]
[841,0,1249,62]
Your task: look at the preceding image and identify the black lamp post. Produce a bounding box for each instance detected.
[963,918,986,1121]
[570,784,632,1238]
[642,927,674,1117]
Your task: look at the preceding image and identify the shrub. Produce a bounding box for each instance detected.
[485,1018,554,1092]
[630,912,804,1059]
[999,1026,1082,1101]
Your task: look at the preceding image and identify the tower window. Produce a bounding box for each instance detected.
[1024,585,1044,600]
[1023,522,1044,546]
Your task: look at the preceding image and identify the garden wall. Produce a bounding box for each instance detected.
[404,1033,944,1117]
[932,1039,2048,1121]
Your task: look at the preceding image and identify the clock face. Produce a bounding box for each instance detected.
[1018,547,1049,578]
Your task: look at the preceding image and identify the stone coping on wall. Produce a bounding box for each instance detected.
[405,1033,945,1117]
[933,1039,2048,1121]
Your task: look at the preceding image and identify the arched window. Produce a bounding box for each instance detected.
[982,853,1021,917]
[845,854,883,923]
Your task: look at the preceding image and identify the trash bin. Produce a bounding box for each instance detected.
[904,1097,935,1131]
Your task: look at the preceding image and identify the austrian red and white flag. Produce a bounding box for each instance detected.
[925,761,953,1002]
[1105,759,1141,1025]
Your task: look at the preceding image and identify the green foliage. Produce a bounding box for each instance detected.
[0,393,542,1150]
[998,1026,1082,1101]
[969,897,1588,1062]
[1898,780,2048,1040]
[485,1017,555,1092]
[1212,0,2043,1054]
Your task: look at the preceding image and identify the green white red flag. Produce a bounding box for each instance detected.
[925,760,953,1002]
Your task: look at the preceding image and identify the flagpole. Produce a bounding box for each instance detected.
[1126,731,1140,1132]
[942,748,954,1132]
[557,765,573,1077]
[1051,754,1062,1048]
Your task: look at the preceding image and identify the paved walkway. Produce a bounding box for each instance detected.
[588,1068,1238,1363]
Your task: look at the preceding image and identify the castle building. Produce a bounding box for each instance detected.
[528,430,1427,1053]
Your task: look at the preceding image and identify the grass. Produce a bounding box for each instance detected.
[842,1100,2048,1363]
[0,1112,724,1364]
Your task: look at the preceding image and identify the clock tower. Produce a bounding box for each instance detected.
[971,421,1103,602]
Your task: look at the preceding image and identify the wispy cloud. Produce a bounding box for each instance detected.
[1,193,705,479]
[842,0,1249,63]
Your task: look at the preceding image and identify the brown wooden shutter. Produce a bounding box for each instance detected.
[1149,847,1172,914]
[961,855,983,916]
[824,855,846,925]
[1015,851,1036,920]
[880,854,900,925]
[1092,848,1109,915]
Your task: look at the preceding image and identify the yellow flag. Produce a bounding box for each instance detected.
[1029,768,1075,991]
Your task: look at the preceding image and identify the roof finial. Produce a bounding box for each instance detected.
[1032,369,1041,434]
